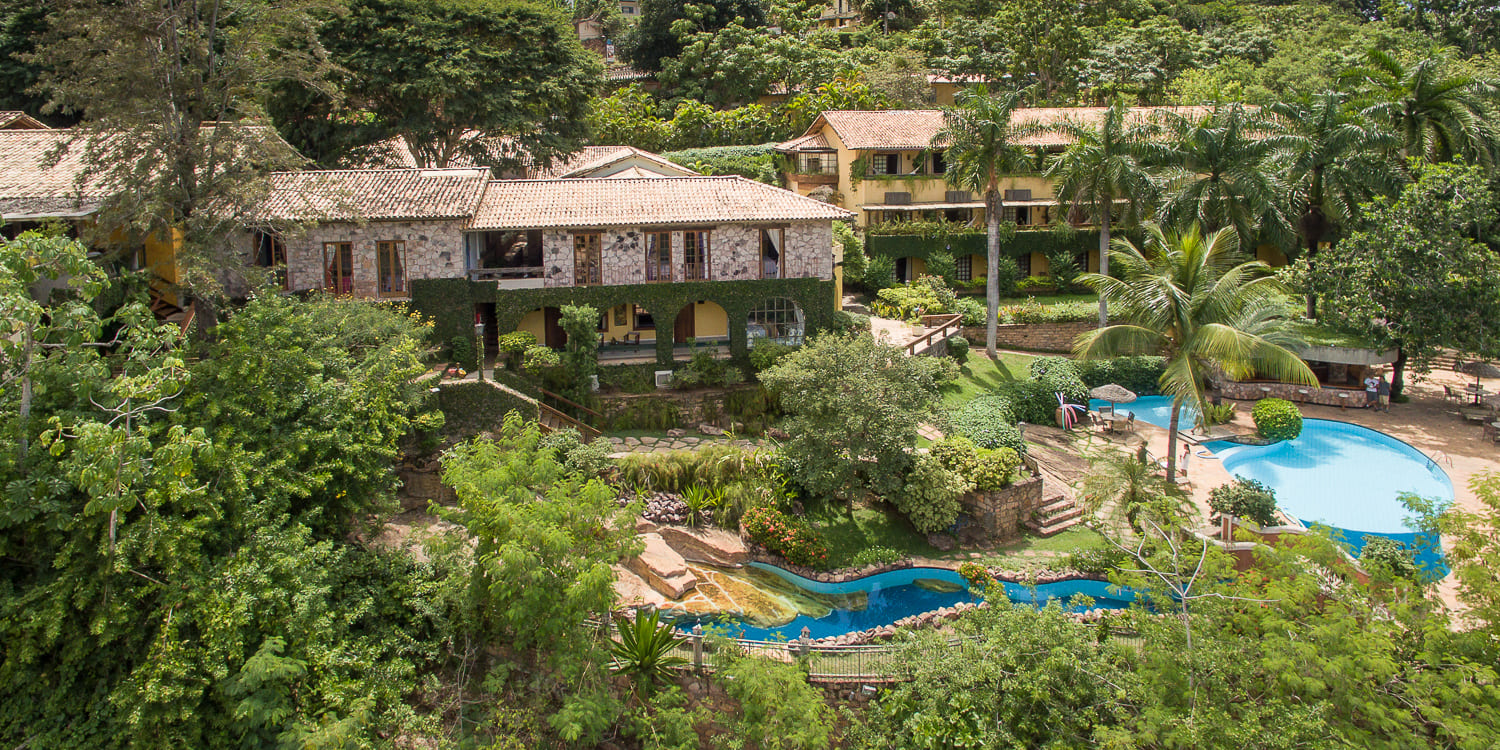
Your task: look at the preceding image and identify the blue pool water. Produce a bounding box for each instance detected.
[675,563,1137,641]
[1202,419,1450,571]
[1089,394,1195,430]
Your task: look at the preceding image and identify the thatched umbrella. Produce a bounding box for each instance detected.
[1458,360,1500,390]
[1090,383,1138,409]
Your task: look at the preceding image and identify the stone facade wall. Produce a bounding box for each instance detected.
[278,219,468,297]
[961,474,1044,543]
[541,222,834,288]
[599,384,761,427]
[960,321,1099,353]
[1218,379,1370,408]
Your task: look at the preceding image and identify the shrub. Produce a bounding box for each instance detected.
[742,506,829,567]
[947,394,1027,455]
[1208,477,1279,526]
[1077,356,1165,395]
[750,337,797,372]
[539,428,613,478]
[616,445,762,493]
[954,296,986,326]
[830,310,871,334]
[673,346,743,388]
[497,331,536,353]
[600,365,656,394]
[1016,275,1053,293]
[947,334,970,363]
[862,255,897,292]
[873,275,959,322]
[521,344,560,375]
[925,252,957,284]
[931,435,981,476]
[1041,245,1082,290]
[1252,398,1303,441]
[957,561,993,588]
[1359,536,1418,580]
[1067,546,1128,575]
[893,454,972,534]
[989,255,1021,297]
[971,447,1020,491]
[1201,402,1235,426]
[995,377,1086,426]
[850,546,905,567]
[449,334,476,369]
[1028,356,1082,381]
[997,297,1098,324]
[606,398,683,431]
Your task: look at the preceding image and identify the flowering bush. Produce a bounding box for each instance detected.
[742,506,829,567]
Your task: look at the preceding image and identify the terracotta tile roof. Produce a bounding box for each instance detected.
[773,132,832,152]
[469,175,853,230]
[0,111,49,130]
[542,146,697,179]
[808,106,1220,150]
[0,131,110,218]
[257,168,490,222]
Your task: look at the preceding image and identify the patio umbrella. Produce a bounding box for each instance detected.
[1090,383,1138,407]
[1458,360,1500,389]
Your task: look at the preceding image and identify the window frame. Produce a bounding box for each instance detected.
[322,241,353,294]
[376,239,408,297]
[632,304,655,331]
[645,231,672,282]
[682,229,711,280]
[954,254,972,283]
[254,230,288,290]
[869,152,900,175]
[759,226,785,280]
[573,233,602,286]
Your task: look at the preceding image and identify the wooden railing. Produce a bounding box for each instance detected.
[905,313,965,356]
[538,402,602,442]
[539,388,605,422]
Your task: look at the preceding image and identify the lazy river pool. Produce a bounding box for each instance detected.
[1202,419,1450,570]
[673,563,1137,641]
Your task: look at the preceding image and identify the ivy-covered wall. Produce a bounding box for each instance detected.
[410,277,837,366]
[436,381,538,439]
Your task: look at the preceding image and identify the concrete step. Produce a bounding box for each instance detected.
[1035,506,1084,526]
[1036,497,1075,516]
[1024,516,1084,537]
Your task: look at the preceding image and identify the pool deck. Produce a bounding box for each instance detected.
[1075,370,1500,614]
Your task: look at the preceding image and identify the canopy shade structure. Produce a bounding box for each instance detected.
[1090,384,1138,404]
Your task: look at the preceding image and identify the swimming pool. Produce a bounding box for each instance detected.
[673,563,1136,640]
[1089,394,1196,430]
[1202,419,1450,570]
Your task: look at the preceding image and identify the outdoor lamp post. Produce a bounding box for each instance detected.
[474,316,485,382]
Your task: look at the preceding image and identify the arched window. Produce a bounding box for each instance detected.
[747,298,805,346]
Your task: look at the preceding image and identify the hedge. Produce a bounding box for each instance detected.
[866,227,1129,263]
[1077,356,1166,396]
[410,277,838,367]
[1252,398,1303,441]
[436,380,539,438]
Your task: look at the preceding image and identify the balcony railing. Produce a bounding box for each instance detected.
[469,266,545,289]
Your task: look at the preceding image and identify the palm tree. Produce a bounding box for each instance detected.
[1045,101,1161,327]
[938,87,1039,358]
[1268,91,1400,317]
[1153,105,1294,254]
[1346,50,1499,169]
[1074,223,1315,480]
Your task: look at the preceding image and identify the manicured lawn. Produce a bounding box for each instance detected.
[996,292,1098,306]
[943,350,1038,407]
[809,504,942,567]
[999,526,1109,555]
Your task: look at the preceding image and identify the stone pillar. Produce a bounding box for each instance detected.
[691,624,705,672]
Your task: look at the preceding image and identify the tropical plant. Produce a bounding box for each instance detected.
[1077,446,1189,533]
[938,87,1041,358]
[1201,402,1236,426]
[1346,50,1499,169]
[1251,397,1303,441]
[608,609,688,697]
[1153,105,1294,251]
[895,454,972,533]
[680,485,722,528]
[1074,223,1316,478]
[1045,100,1161,325]
[1267,91,1399,316]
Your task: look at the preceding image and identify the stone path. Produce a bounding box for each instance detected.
[606,434,772,455]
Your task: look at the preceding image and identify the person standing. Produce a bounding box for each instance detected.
[1376,372,1391,412]
[1363,373,1379,408]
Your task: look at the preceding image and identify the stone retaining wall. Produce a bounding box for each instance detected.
[960,321,1098,353]
[1219,379,1370,409]
[599,384,763,427]
[961,474,1044,543]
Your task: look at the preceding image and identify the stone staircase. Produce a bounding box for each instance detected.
[1024,477,1084,536]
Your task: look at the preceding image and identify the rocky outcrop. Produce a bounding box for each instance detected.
[655,525,749,566]
[626,533,698,599]
[612,564,669,609]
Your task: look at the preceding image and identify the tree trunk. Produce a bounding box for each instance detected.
[1165,399,1181,482]
[1097,219,1110,327]
[986,189,1002,358]
[1392,346,1407,401]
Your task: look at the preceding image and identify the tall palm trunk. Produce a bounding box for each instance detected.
[985,187,1002,358]
[1097,215,1111,327]
[1165,398,1181,481]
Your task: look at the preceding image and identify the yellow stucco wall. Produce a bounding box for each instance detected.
[517,309,547,340]
[691,301,728,337]
[600,303,657,342]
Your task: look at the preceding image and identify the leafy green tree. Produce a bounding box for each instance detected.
[316,0,600,170]
[1045,100,1161,326]
[939,87,1039,358]
[759,332,957,500]
[1347,49,1500,169]
[1075,223,1315,479]
[625,0,767,73]
[439,415,640,743]
[719,651,834,750]
[1440,472,1500,632]
[183,294,434,534]
[1078,18,1207,104]
[0,0,59,120]
[659,21,845,107]
[1300,161,1500,398]
[588,84,674,152]
[1154,104,1294,250]
[1267,90,1399,317]
[559,303,601,401]
[782,72,892,134]
[34,0,328,299]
